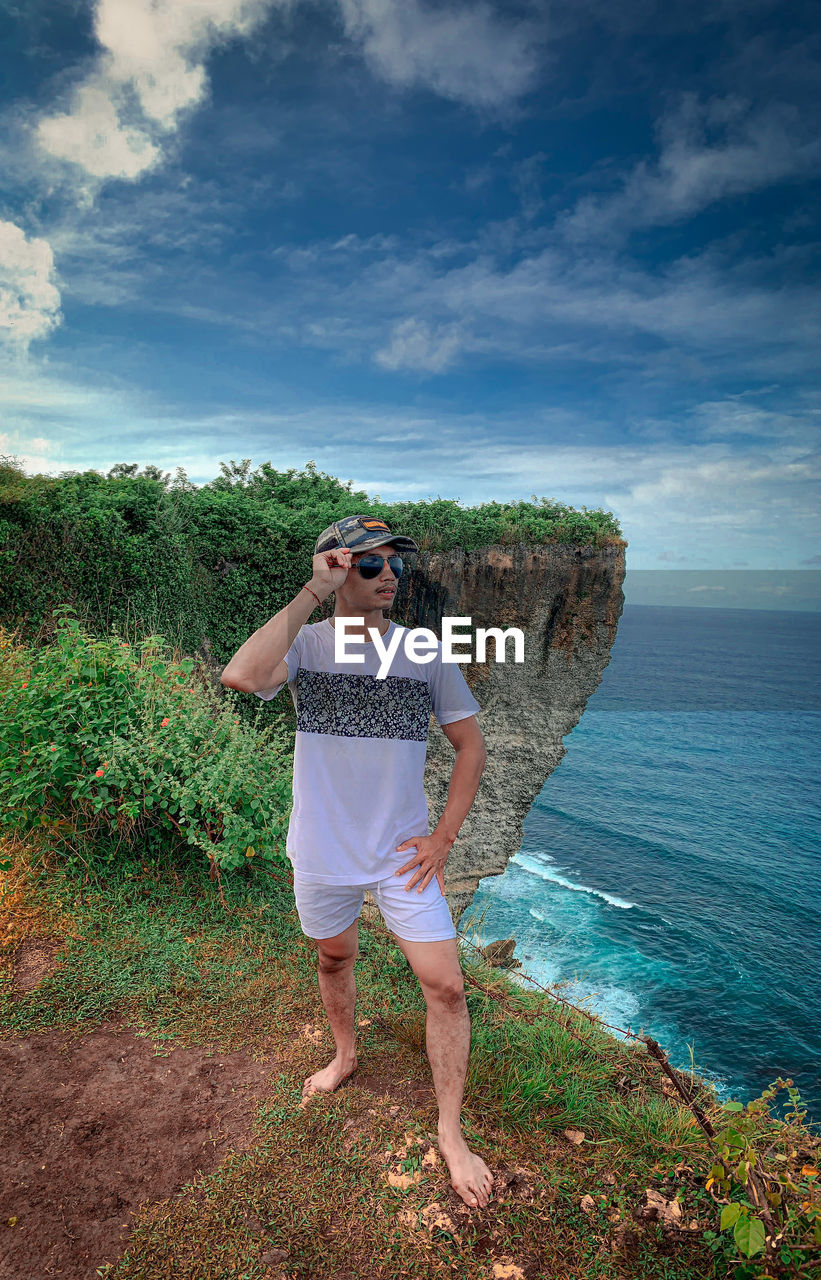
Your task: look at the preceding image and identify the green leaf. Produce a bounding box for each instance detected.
[734,1215,766,1258]
[721,1203,742,1230]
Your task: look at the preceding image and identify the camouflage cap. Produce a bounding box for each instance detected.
[314,514,419,556]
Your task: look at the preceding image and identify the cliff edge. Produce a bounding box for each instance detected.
[393,541,626,926]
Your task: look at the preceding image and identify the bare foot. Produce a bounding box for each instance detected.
[301,1052,358,1102]
[437,1128,494,1208]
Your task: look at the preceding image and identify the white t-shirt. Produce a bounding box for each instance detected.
[254,617,481,884]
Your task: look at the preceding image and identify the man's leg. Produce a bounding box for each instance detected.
[391,933,494,1209]
[302,918,360,1100]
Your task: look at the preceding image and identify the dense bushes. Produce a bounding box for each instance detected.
[0,456,623,655]
[0,608,293,874]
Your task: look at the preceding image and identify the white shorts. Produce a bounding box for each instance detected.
[293,869,458,943]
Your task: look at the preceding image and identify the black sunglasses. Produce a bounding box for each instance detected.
[354,553,404,579]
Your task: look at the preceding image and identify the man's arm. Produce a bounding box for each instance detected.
[220,549,350,693]
[394,714,486,894]
[434,715,487,845]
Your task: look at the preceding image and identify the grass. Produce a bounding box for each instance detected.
[0,832,807,1280]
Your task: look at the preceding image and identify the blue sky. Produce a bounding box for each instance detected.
[1,0,819,596]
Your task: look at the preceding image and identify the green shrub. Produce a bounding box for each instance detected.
[0,606,293,874]
[0,457,624,654]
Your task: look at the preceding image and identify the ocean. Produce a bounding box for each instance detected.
[460,604,821,1128]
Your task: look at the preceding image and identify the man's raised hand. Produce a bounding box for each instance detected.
[309,548,352,596]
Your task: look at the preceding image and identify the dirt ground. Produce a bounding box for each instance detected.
[0,938,442,1280]
[0,936,716,1280]
[0,1016,282,1280]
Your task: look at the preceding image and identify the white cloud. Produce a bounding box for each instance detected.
[57,215,815,385]
[37,80,161,182]
[46,200,817,387]
[337,0,537,109]
[0,427,57,476]
[0,221,62,351]
[36,0,276,184]
[296,234,811,381]
[375,316,462,371]
[609,445,821,567]
[627,452,821,513]
[559,94,821,242]
[688,397,819,444]
[33,0,535,195]
[2,350,818,566]
[384,238,820,374]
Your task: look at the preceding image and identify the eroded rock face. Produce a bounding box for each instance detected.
[392,542,626,926]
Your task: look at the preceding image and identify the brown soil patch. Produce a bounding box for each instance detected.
[0,1019,280,1279]
[294,1013,438,1116]
[7,936,67,993]
[352,1063,436,1113]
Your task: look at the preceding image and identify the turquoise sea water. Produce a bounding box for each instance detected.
[460,604,821,1126]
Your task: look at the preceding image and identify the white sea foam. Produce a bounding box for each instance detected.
[513,851,636,909]
[509,964,642,1033]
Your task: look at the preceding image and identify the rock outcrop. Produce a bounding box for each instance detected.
[393,541,626,927]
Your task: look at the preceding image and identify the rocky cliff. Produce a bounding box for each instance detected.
[392,542,626,927]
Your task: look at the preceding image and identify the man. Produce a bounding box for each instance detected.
[220,514,493,1210]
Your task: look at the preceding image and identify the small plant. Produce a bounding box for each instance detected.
[704,1080,820,1278]
[399,1151,422,1176]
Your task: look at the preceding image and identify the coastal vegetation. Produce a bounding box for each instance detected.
[0,455,623,659]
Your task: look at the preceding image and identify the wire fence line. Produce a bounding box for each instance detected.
[453,920,720,1136]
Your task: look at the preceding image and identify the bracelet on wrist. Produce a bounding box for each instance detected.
[302,584,323,609]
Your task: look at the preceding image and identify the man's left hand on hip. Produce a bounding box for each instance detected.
[394,831,455,895]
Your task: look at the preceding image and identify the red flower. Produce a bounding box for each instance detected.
[50,745,57,751]
[95,768,105,778]
[21,681,28,688]
[160,717,170,727]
